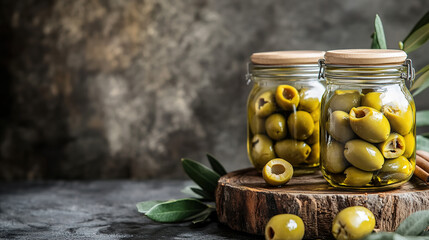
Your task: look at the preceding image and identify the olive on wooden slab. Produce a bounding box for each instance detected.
[262,158,293,186]
[344,139,384,171]
[274,139,311,166]
[288,111,314,140]
[332,206,375,240]
[249,114,266,135]
[343,167,373,187]
[361,92,383,111]
[328,90,361,113]
[378,133,405,159]
[275,85,300,111]
[327,111,355,143]
[254,91,276,117]
[306,121,319,145]
[298,88,320,112]
[265,214,305,240]
[324,140,348,174]
[382,105,413,135]
[349,106,390,143]
[251,134,276,170]
[403,133,415,158]
[265,113,287,140]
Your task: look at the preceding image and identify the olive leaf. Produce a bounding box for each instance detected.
[395,210,429,236]
[410,64,429,91]
[403,11,429,43]
[371,32,381,49]
[416,110,429,127]
[207,153,227,176]
[411,68,429,96]
[181,158,220,196]
[371,14,387,49]
[191,208,215,224]
[416,135,429,152]
[145,198,209,223]
[136,200,165,213]
[362,232,403,240]
[403,23,429,53]
[190,187,213,200]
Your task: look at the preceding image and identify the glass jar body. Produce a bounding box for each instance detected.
[320,73,416,190]
[247,66,325,172]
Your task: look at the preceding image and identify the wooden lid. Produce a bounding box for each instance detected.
[250,50,325,65]
[325,49,407,65]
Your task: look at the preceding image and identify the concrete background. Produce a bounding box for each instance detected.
[0,0,428,180]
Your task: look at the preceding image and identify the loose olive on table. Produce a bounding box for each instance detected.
[332,206,375,240]
[265,214,305,240]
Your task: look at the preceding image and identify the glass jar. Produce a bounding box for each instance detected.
[319,49,416,190]
[246,51,326,173]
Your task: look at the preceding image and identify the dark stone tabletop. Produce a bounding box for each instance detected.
[0,180,261,240]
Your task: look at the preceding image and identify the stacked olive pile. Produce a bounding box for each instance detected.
[248,84,321,171]
[322,90,415,187]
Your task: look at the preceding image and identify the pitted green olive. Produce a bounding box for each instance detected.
[288,111,314,140]
[251,134,276,170]
[275,85,300,111]
[361,92,383,111]
[249,114,266,135]
[349,106,390,143]
[382,105,414,135]
[254,91,276,117]
[343,167,373,187]
[306,121,319,145]
[265,113,287,140]
[327,111,355,143]
[298,88,320,112]
[377,156,412,183]
[378,133,405,159]
[306,143,319,164]
[274,139,311,166]
[262,158,293,186]
[403,133,415,158]
[265,214,305,240]
[310,108,320,122]
[344,139,384,171]
[328,90,361,113]
[324,140,348,174]
[332,206,375,240]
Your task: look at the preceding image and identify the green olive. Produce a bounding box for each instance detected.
[324,140,348,174]
[275,85,300,111]
[382,105,414,135]
[344,139,384,171]
[288,111,314,140]
[274,139,311,166]
[305,143,319,164]
[310,108,320,122]
[327,111,356,143]
[306,121,319,145]
[298,88,320,112]
[249,114,266,135]
[349,106,390,143]
[328,90,361,113]
[361,92,383,111]
[254,91,276,117]
[265,214,305,240]
[403,133,415,158]
[262,158,293,186]
[377,156,413,183]
[251,134,276,170]
[344,167,373,186]
[265,114,287,140]
[332,206,375,240]
[378,133,405,159]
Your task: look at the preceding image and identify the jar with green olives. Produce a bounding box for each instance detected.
[319,49,416,190]
[247,51,326,173]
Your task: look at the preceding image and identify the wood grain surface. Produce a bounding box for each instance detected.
[216,168,429,239]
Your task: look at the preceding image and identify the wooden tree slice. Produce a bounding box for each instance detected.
[215,168,429,239]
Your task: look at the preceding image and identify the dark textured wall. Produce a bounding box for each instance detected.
[1,0,428,180]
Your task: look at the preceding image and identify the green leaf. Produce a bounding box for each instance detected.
[412,69,429,96]
[362,232,398,240]
[374,14,387,49]
[191,187,213,200]
[136,200,165,214]
[417,64,429,75]
[181,158,220,196]
[191,208,214,224]
[207,153,227,176]
[371,32,381,49]
[396,210,429,236]
[416,110,429,127]
[417,135,429,152]
[404,11,429,43]
[403,23,429,53]
[145,198,209,223]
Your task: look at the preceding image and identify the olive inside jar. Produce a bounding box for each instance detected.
[247,51,326,173]
[319,49,416,190]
